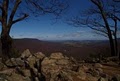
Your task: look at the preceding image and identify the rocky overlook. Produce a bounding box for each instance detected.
[0,49,120,81]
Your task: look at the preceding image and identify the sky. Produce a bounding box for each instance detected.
[0,0,119,40]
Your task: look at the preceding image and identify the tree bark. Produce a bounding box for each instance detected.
[1,26,13,61]
[108,35,116,56]
[96,0,116,56]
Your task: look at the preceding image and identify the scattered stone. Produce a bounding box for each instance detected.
[0,49,120,81]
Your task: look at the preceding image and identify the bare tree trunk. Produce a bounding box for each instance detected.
[108,35,116,56]
[114,19,119,56]
[1,26,13,61]
[119,52,120,61]
[114,34,118,56]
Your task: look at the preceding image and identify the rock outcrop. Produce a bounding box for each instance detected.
[0,49,120,81]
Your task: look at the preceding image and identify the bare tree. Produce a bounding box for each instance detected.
[68,0,120,57]
[0,0,68,61]
[113,0,120,2]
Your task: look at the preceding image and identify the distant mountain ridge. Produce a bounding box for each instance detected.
[0,38,120,59]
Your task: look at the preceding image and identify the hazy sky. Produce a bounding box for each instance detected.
[0,0,119,40]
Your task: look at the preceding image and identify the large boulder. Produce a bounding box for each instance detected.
[86,74,98,81]
[0,62,4,71]
[41,53,76,81]
[56,59,70,65]
[33,52,45,60]
[7,72,28,81]
[0,69,15,81]
[41,57,56,65]
[0,73,8,81]
[50,52,64,60]
[21,49,31,59]
[98,77,108,81]
[94,63,103,68]
[22,69,31,77]
[5,58,24,67]
[27,56,36,68]
[111,74,120,81]
[77,69,86,80]
[87,68,100,77]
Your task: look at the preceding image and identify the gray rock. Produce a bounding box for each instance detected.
[96,68,103,74]
[7,72,25,81]
[56,59,70,65]
[87,68,100,77]
[106,56,119,62]
[0,62,4,71]
[15,58,25,66]
[86,74,98,81]
[5,58,24,67]
[22,69,31,77]
[0,73,8,81]
[50,52,64,60]
[21,49,31,58]
[77,70,86,80]
[94,63,103,68]
[27,56,36,68]
[0,69,14,76]
[111,74,120,81]
[41,57,56,65]
[78,65,89,72]
[50,71,73,81]
[107,61,118,66]
[34,52,45,60]
[5,58,16,67]
[98,77,107,81]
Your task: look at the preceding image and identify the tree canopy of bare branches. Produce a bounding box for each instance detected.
[68,0,120,57]
[0,0,68,61]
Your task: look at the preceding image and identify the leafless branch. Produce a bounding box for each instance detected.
[0,1,3,10]
[113,0,120,2]
[87,24,108,35]
[25,0,68,17]
[8,0,21,26]
[12,13,29,24]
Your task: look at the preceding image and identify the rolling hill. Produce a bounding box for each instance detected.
[0,38,120,59]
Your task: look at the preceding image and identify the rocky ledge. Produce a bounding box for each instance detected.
[0,49,120,81]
